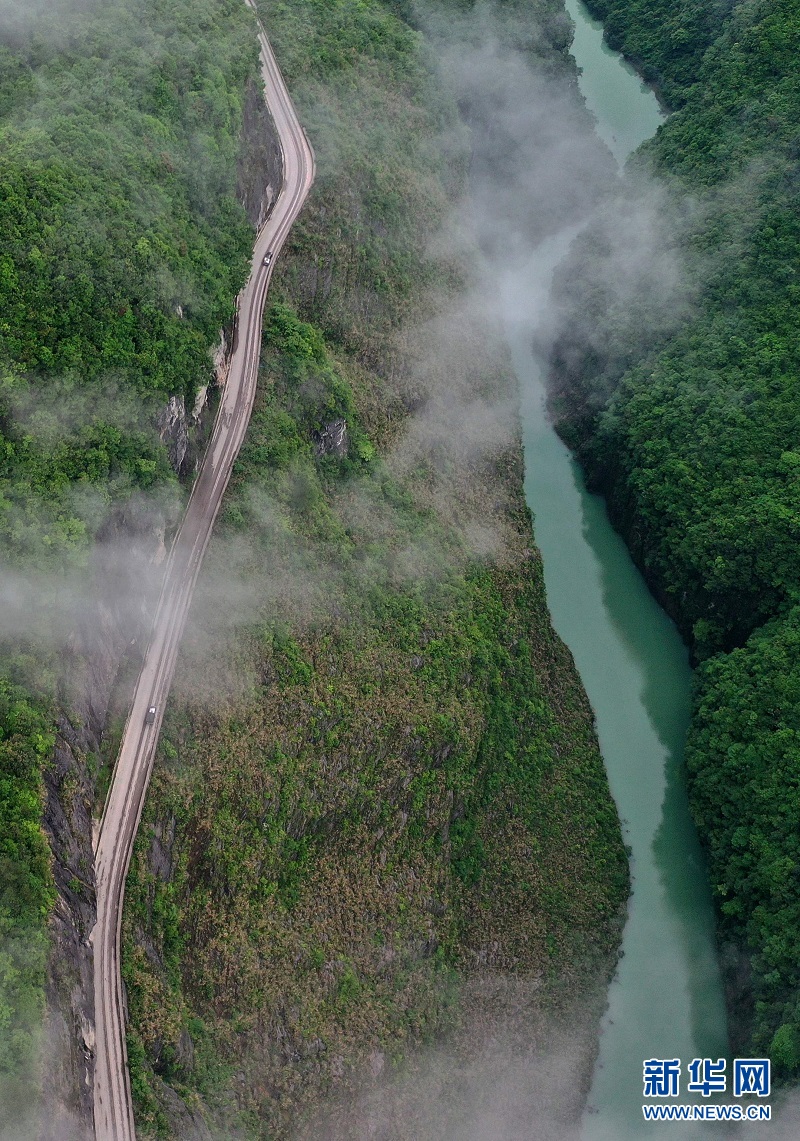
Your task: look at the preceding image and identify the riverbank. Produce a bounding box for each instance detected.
[476,1,732,1133]
[549,0,800,1087]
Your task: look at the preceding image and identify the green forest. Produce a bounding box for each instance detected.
[0,682,54,1118]
[553,0,800,1073]
[0,0,261,1125]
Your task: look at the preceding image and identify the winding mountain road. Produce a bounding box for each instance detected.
[90,7,315,1137]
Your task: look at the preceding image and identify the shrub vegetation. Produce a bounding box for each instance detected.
[121,0,629,1134]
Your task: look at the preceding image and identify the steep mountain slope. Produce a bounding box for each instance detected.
[0,1,272,1135]
[120,0,629,1136]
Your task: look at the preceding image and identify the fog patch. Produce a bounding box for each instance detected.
[431,12,616,260]
[543,180,697,414]
[169,0,696,732]
[428,1,692,378]
[750,1088,800,1138]
[292,975,601,1141]
[0,0,100,45]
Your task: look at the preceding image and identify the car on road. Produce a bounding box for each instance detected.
[263,251,273,266]
[145,706,157,725]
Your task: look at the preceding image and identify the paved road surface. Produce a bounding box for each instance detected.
[90,6,315,1136]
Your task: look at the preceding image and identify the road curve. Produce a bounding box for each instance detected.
[90,6,315,1137]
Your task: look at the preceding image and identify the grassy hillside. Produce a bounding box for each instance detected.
[551,0,800,1075]
[121,0,629,1135]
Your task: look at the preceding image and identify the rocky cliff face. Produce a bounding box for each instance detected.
[151,77,283,488]
[237,75,284,230]
[38,68,283,1140]
[156,383,215,483]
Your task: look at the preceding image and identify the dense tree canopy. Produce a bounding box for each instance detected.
[687,609,800,1065]
[0,0,258,567]
[0,681,54,1119]
[553,0,800,1074]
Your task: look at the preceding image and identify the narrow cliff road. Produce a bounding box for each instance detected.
[90,7,315,1137]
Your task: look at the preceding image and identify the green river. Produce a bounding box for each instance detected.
[506,0,731,1136]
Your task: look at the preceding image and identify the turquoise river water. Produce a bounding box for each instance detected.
[505,1,731,1137]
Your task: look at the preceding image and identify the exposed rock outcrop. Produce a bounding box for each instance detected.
[155,1080,213,1140]
[157,395,191,475]
[156,384,216,482]
[237,75,283,230]
[312,418,349,458]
